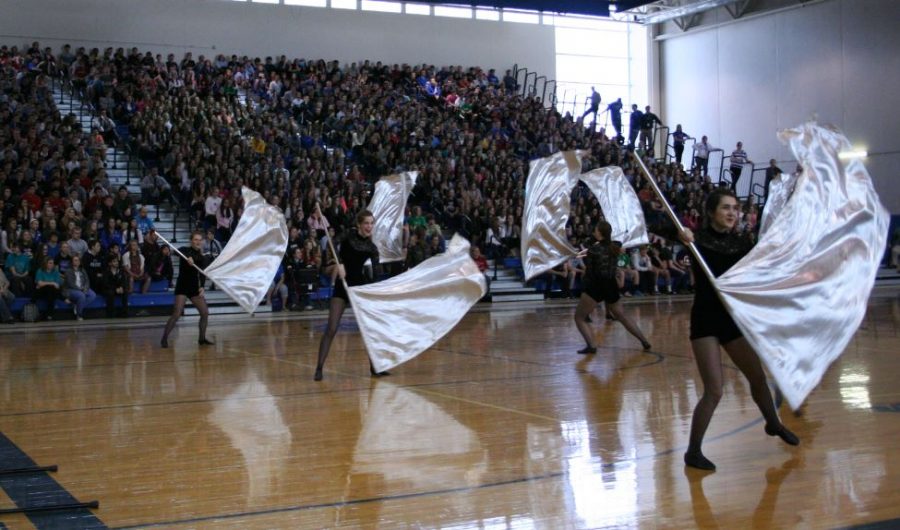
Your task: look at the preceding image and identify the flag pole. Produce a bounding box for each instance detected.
[316,203,351,294]
[629,151,717,284]
[156,231,208,277]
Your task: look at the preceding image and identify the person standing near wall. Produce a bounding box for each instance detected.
[692,135,716,178]
[608,98,624,142]
[639,105,662,153]
[581,87,601,125]
[728,141,752,192]
[672,124,692,167]
[628,104,643,148]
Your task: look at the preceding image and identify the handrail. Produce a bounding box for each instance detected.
[653,125,669,160]
[751,182,766,206]
[750,166,769,205]
[534,75,547,105]
[534,76,547,105]
[516,68,528,96]
[719,156,756,197]
[711,149,726,183]
[545,79,557,110]
[523,71,537,98]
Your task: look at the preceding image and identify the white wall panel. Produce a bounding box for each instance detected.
[659,0,900,212]
[0,0,555,77]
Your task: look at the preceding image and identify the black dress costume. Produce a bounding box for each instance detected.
[687,226,753,343]
[174,247,207,298]
[582,240,621,305]
[331,231,380,303]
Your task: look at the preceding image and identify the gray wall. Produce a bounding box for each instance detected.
[658,0,900,212]
[0,0,555,77]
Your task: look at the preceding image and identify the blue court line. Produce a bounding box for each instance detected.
[0,371,566,419]
[838,519,900,530]
[0,432,106,529]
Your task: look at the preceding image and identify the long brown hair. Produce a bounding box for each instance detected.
[594,220,612,242]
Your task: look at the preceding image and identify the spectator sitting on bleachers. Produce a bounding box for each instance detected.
[0,266,16,323]
[122,239,150,294]
[101,256,129,318]
[84,239,105,287]
[67,225,88,257]
[33,256,62,320]
[63,254,96,320]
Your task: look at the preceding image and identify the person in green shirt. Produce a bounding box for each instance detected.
[407,205,427,231]
[4,242,32,295]
[33,256,62,320]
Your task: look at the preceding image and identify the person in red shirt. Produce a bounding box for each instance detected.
[21,184,42,213]
[471,246,491,293]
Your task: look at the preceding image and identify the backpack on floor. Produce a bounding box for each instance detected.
[21,302,39,323]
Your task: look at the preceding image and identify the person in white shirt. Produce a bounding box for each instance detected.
[204,186,222,232]
[728,141,753,192]
[692,136,717,177]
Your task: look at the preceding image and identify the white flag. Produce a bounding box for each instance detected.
[348,235,487,373]
[369,171,417,263]
[715,122,889,410]
[352,381,487,487]
[203,187,289,314]
[521,151,649,280]
[521,151,583,281]
[579,166,649,249]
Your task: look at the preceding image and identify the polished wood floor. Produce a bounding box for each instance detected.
[1,288,899,529]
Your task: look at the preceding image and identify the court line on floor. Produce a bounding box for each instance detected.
[0,370,567,419]
[107,404,771,530]
[0,431,106,529]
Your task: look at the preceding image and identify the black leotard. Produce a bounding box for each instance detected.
[174,247,208,298]
[331,231,380,302]
[688,226,753,342]
[582,240,621,304]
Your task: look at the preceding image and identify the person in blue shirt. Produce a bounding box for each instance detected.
[4,242,33,295]
[607,98,624,141]
[628,104,643,148]
[33,256,62,320]
[136,206,155,235]
[672,124,692,167]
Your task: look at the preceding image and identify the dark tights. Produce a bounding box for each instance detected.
[161,294,210,343]
[574,294,650,349]
[687,336,782,455]
[316,296,347,375]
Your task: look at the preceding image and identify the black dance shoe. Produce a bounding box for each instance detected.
[160,337,168,348]
[684,450,716,471]
[641,341,652,351]
[577,346,597,354]
[369,364,391,377]
[765,423,800,446]
[198,338,215,346]
[314,368,323,381]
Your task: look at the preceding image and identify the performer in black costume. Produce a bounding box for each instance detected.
[574,221,652,354]
[672,189,798,471]
[161,231,213,348]
[315,210,383,381]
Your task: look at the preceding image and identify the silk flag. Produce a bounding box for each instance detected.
[521,151,583,281]
[580,166,649,249]
[715,122,889,410]
[369,171,418,262]
[203,187,289,314]
[522,150,649,280]
[348,234,487,373]
[758,170,800,236]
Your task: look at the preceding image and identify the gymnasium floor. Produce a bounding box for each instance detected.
[0,287,898,529]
